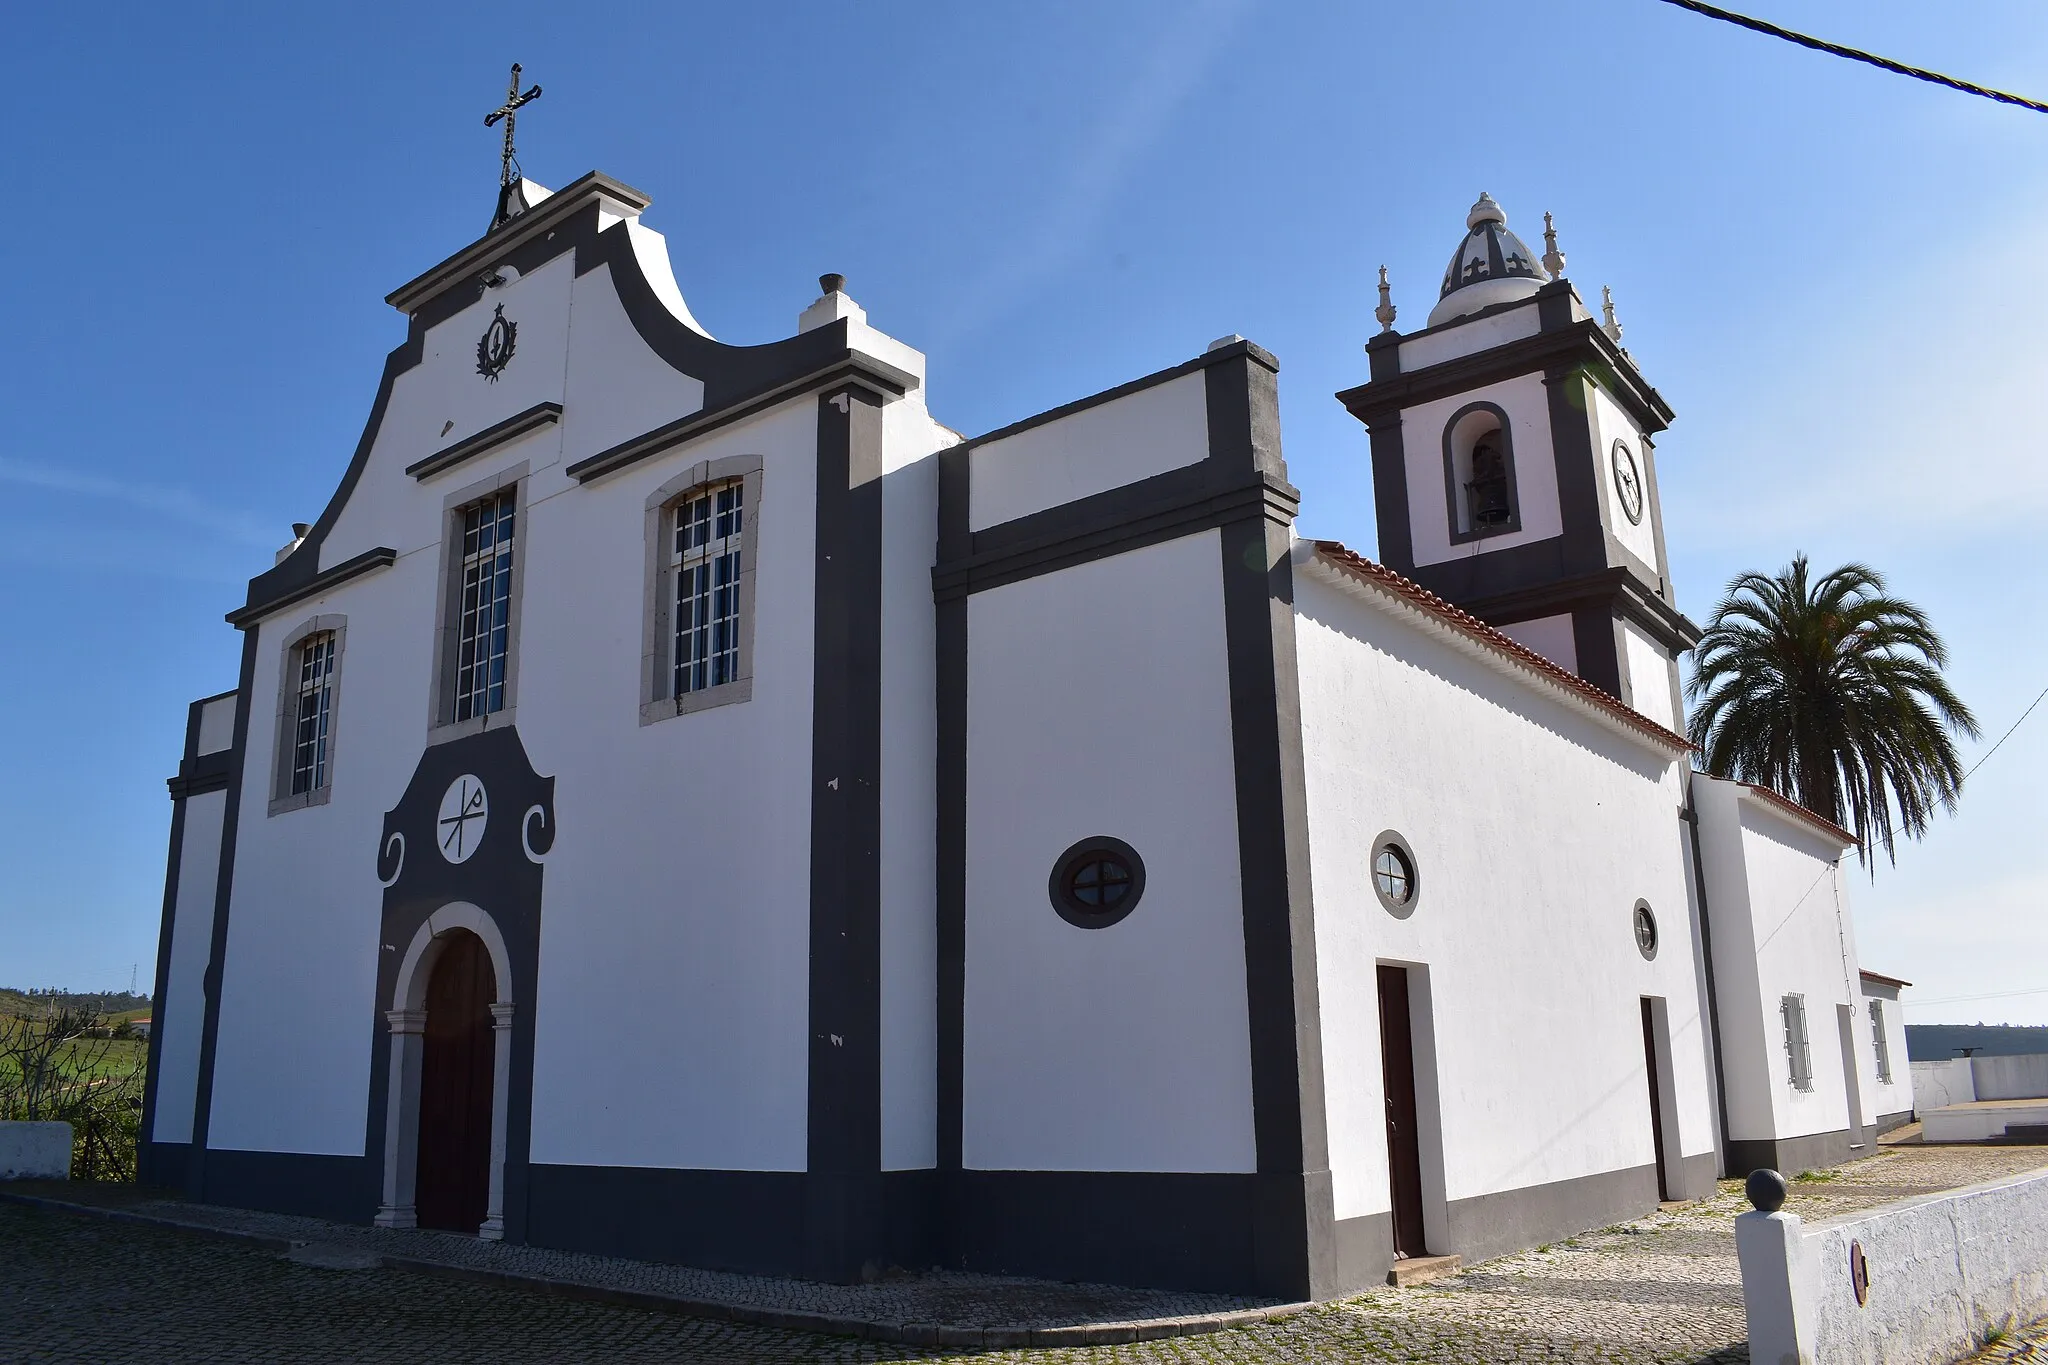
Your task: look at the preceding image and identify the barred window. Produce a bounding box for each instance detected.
[290,632,336,794]
[453,490,516,722]
[672,479,744,696]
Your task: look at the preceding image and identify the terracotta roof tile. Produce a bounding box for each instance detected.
[1737,781,1859,849]
[1306,541,1693,753]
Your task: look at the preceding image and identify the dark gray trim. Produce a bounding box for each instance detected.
[196,1149,377,1225]
[362,725,553,1244]
[1677,1151,1719,1200]
[933,464,1297,602]
[1679,794,1734,1173]
[1369,830,1419,918]
[1451,566,1701,653]
[1331,1212,1397,1294]
[528,1165,808,1274]
[804,384,887,1284]
[1875,1109,1914,1137]
[1439,400,1522,544]
[226,548,395,630]
[1206,354,1338,1302]
[187,630,260,1198]
[1337,314,1673,433]
[959,338,1277,452]
[140,697,213,1171]
[1443,1161,1660,1265]
[567,363,908,484]
[949,1171,1263,1293]
[386,171,652,316]
[405,402,562,481]
[165,750,232,799]
[1048,836,1147,929]
[1725,1127,1857,1180]
[934,446,969,1179]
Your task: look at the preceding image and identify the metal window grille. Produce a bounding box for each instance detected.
[1782,994,1814,1091]
[672,479,744,696]
[453,490,516,722]
[290,632,336,794]
[1869,1000,1892,1083]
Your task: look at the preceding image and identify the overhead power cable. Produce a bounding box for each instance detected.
[1964,681,2048,780]
[1650,0,2048,115]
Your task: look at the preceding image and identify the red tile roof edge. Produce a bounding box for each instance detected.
[1306,541,1693,754]
[1858,969,1913,990]
[1736,781,1859,849]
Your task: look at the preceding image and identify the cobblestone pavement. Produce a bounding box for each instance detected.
[1963,1314,2048,1363]
[4,1144,2042,1363]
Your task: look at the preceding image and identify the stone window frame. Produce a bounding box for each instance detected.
[1440,400,1522,545]
[268,613,349,816]
[1633,899,1659,961]
[429,462,530,745]
[640,454,764,725]
[1047,836,1147,930]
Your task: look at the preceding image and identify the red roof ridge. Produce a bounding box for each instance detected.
[1736,781,1859,848]
[1305,541,1693,753]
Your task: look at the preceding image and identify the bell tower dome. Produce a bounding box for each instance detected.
[1339,195,1699,731]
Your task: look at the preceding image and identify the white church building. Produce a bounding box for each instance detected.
[142,171,1912,1299]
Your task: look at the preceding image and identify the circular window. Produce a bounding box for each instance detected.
[1370,832,1419,918]
[1049,837,1146,929]
[1633,901,1659,960]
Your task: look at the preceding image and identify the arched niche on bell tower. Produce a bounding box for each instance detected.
[1441,401,1521,543]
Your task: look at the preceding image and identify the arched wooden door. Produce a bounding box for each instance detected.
[415,930,496,1233]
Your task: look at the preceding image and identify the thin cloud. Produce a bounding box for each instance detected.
[0,456,280,549]
[931,0,1253,349]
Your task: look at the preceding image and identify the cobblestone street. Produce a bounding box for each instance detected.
[4,1144,2044,1363]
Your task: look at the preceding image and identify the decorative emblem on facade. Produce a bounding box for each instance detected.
[476,304,517,381]
[438,774,490,863]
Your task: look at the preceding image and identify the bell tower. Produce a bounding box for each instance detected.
[1337,194,1698,731]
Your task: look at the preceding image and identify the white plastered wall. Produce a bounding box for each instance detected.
[966,371,1208,530]
[1395,299,1541,372]
[962,530,1257,1173]
[207,231,945,1171]
[1403,373,1562,569]
[1293,567,1711,1228]
[1692,774,1873,1148]
[1620,621,1678,732]
[152,788,227,1143]
[1586,385,1660,571]
[1859,980,1914,1120]
[1494,613,1577,674]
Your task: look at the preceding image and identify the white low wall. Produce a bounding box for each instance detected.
[0,1121,72,1180]
[1737,1165,2048,1365]
[1923,1101,2048,1144]
[1972,1053,2048,1102]
[1910,1058,1974,1114]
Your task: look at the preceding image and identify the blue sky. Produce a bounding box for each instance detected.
[3,2,2044,1024]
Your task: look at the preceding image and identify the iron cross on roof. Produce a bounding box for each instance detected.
[485,64,542,227]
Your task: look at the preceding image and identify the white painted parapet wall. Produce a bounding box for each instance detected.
[1736,1165,2048,1365]
[0,1122,72,1180]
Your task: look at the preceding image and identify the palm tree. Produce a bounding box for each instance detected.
[1687,554,1978,867]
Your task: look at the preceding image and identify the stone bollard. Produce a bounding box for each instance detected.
[1734,1169,1817,1365]
[0,1121,74,1180]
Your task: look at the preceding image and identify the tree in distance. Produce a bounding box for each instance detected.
[1687,554,1978,867]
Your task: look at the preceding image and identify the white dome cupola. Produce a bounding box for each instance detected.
[1426,192,1551,327]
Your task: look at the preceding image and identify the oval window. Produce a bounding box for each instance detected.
[1370,832,1419,917]
[1634,901,1659,960]
[1049,837,1146,929]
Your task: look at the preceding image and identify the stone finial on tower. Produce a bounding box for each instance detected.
[1375,265,1398,334]
[1601,285,1624,344]
[1541,211,1566,279]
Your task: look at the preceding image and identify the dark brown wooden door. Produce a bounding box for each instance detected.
[417,931,496,1233]
[1377,964,1428,1259]
[1642,997,1671,1203]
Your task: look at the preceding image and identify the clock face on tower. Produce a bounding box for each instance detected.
[438,774,489,863]
[1611,439,1645,526]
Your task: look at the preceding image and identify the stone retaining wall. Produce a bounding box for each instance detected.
[1738,1165,2048,1365]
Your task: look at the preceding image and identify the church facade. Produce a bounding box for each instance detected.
[142,173,1905,1300]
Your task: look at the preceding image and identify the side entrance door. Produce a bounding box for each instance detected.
[1377,964,1429,1259]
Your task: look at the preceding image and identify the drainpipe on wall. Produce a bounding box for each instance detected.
[1681,774,1734,1177]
